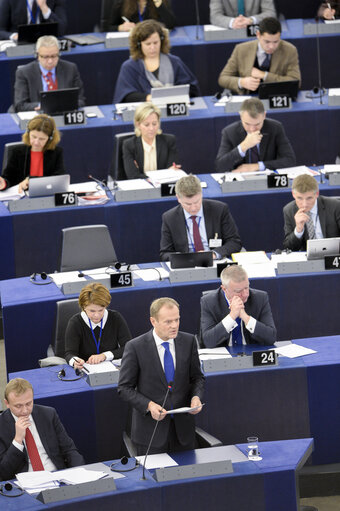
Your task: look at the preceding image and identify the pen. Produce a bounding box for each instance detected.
[327,3,335,19]
[122,16,130,22]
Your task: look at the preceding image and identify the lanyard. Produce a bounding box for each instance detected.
[185,216,201,252]
[138,6,145,22]
[88,318,103,354]
[26,0,40,24]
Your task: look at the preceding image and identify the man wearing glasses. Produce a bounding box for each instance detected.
[13,35,85,112]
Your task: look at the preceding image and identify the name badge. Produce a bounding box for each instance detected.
[209,238,222,248]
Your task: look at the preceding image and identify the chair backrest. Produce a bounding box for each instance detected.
[198,289,216,348]
[111,131,135,181]
[60,224,117,272]
[99,0,114,32]
[53,299,80,358]
[2,142,25,172]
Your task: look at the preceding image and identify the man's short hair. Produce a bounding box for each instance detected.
[78,283,111,310]
[150,297,179,319]
[292,174,319,194]
[36,35,59,52]
[175,174,202,198]
[5,378,33,401]
[240,98,265,118]
[258,17,281,35]
[221,265,248,287]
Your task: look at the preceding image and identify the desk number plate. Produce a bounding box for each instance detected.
[110,272,133,288]
[64,111,85,125]
[161,182,176,196]
[269,94,291,109]
[253,349,277,367]
[54,191,77,207]
[267,174,288,188]
[325,256,340,270]
[247,24,259,37]
[166,103,187,117]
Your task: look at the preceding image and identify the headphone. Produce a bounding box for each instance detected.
[110,456,139,473]
[29,272,52,285]
[57,368,84,381]
[26,115,55,142]
[0,482,24,498]
[137,27,165,48]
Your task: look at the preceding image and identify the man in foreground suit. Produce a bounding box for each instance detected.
[13,35,85,112]
[0,378,84,481]
[118,297,205,455]
[283,174,340,251]
[218,17,301,94]
[215,97,296,172]
[200,265,276,348]
[0,0,67,40]
[160,174,242,261]
[210,0,276,29]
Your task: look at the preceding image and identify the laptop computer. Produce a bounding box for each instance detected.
[151,84,190,105]
[17,22,58,45]
[28,175,70,198]
[169,251,213,269]
[40,88,79,115]
[307,237,340,260]
[258,80,299,101]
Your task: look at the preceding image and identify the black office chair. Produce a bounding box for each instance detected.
[2,142,25,171]
[39,298,79,367]
[97,0,114,32]
[196,289,215,348]
[110,131,135,181]
[59,224,118,272]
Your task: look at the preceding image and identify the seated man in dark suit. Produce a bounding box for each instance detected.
[215,97,296,172]
[0,378,84,481]
[201,265,276,348]
[118,297,205,456]
[218,17,301,95]
[13,35,85,112]
[0,0,67,40]
[160,174,242,261]
[283,174,340,251]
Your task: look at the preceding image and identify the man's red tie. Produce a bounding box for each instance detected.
[45,72,57,91]
[25,428,44,471]
[190,215,204,252]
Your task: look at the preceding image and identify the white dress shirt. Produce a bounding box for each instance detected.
[153,330,176,370]
[221,291,257,346]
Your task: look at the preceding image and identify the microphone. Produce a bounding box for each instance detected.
[141,382,173,480]
[194,0,201,40]
[88,174,108,190]
[311,15,326,104]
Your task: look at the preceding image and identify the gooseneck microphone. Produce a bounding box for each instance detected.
[141,382,173,480]
[88,174,108,190]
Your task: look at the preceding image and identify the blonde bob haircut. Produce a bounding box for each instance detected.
[129,19,170,61]
[150,297,179,319]
[134,102,162,137]
[5,378,33,401]
[23,114,60,151]
[78,283,111,310]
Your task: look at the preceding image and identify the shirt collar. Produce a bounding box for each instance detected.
[81,308,108,328]
[141,137,156,153]
[152,329,175,347]
[183,205,203,222]
[309,199,318,217]
[39,63,56,77]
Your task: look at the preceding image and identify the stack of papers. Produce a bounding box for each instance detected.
[231,251,276,278]
[0,185,24,202]
[146,168,187,185]
[276,166,319,178]
[117,179,154,191]
[69,181,109,205]
[199,347,231,360]
[82,361,119,374]
[321,164,340,174]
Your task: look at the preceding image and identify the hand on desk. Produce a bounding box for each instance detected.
[87,353,107,364]
[0,177,6,190]
[148,400,167,421]
[189,396,203,415]
[73,357,85,370]
[168,163,182,170]
[118,21,136,31]
[233,163,259,172]
[18,177,29,193]
[322,7,336,19]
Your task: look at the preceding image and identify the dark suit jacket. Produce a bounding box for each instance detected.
[118,330,205,448]
[14,59,86,112]
[123,133,178,179]
[0,0,67,39]
[283,195,340,251]
[2,144,64,188]
[160,198,242,261]
[200,287,276,347]
[215,118,296,172]
[108,0,175,31]
[0,405,84,481]
[218,38,301,94]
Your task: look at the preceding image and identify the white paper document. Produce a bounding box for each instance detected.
[271,252,307,267]
[56,467,109,484]
[164,403,204,415]
[50,271,86,286]
[199,347,231,360]
[241,262,276,278]
[232,251,270,264]
[0,185,24,201]
[82,361,119,374]
[276,166,319,178]
[275,344,317,358]
[136,453,178,470]
[133,268,169,281]
[117,179,154,191]
[146,168,187,185]
[322,164,340,174]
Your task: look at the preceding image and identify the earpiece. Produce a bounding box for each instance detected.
[57,368,84,381]
[0,482,24,498]
[26,115,55,142]
[110,457,139,473]
[30,272,52,285]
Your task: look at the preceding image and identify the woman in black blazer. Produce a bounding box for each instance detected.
[108,0,175,32]
[0,114,64,192]
[122,102,180,179]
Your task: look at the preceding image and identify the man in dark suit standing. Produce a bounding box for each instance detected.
[283,174,340,251]
[215,97,296,172]
[160,174,242,261]
[118,297,205,456]
[13,35,85,112]
[0,378,84,481]
[0,0,67,40]
[200,265,276,348]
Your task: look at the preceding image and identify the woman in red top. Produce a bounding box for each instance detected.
[0,114,64,193]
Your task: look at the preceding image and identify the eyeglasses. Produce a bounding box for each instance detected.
[38,54,59,60]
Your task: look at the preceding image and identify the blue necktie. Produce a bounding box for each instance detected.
[237,0,245,15]
[232,318,243,346]
[162,342,175,383]
[261,53,271,71]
